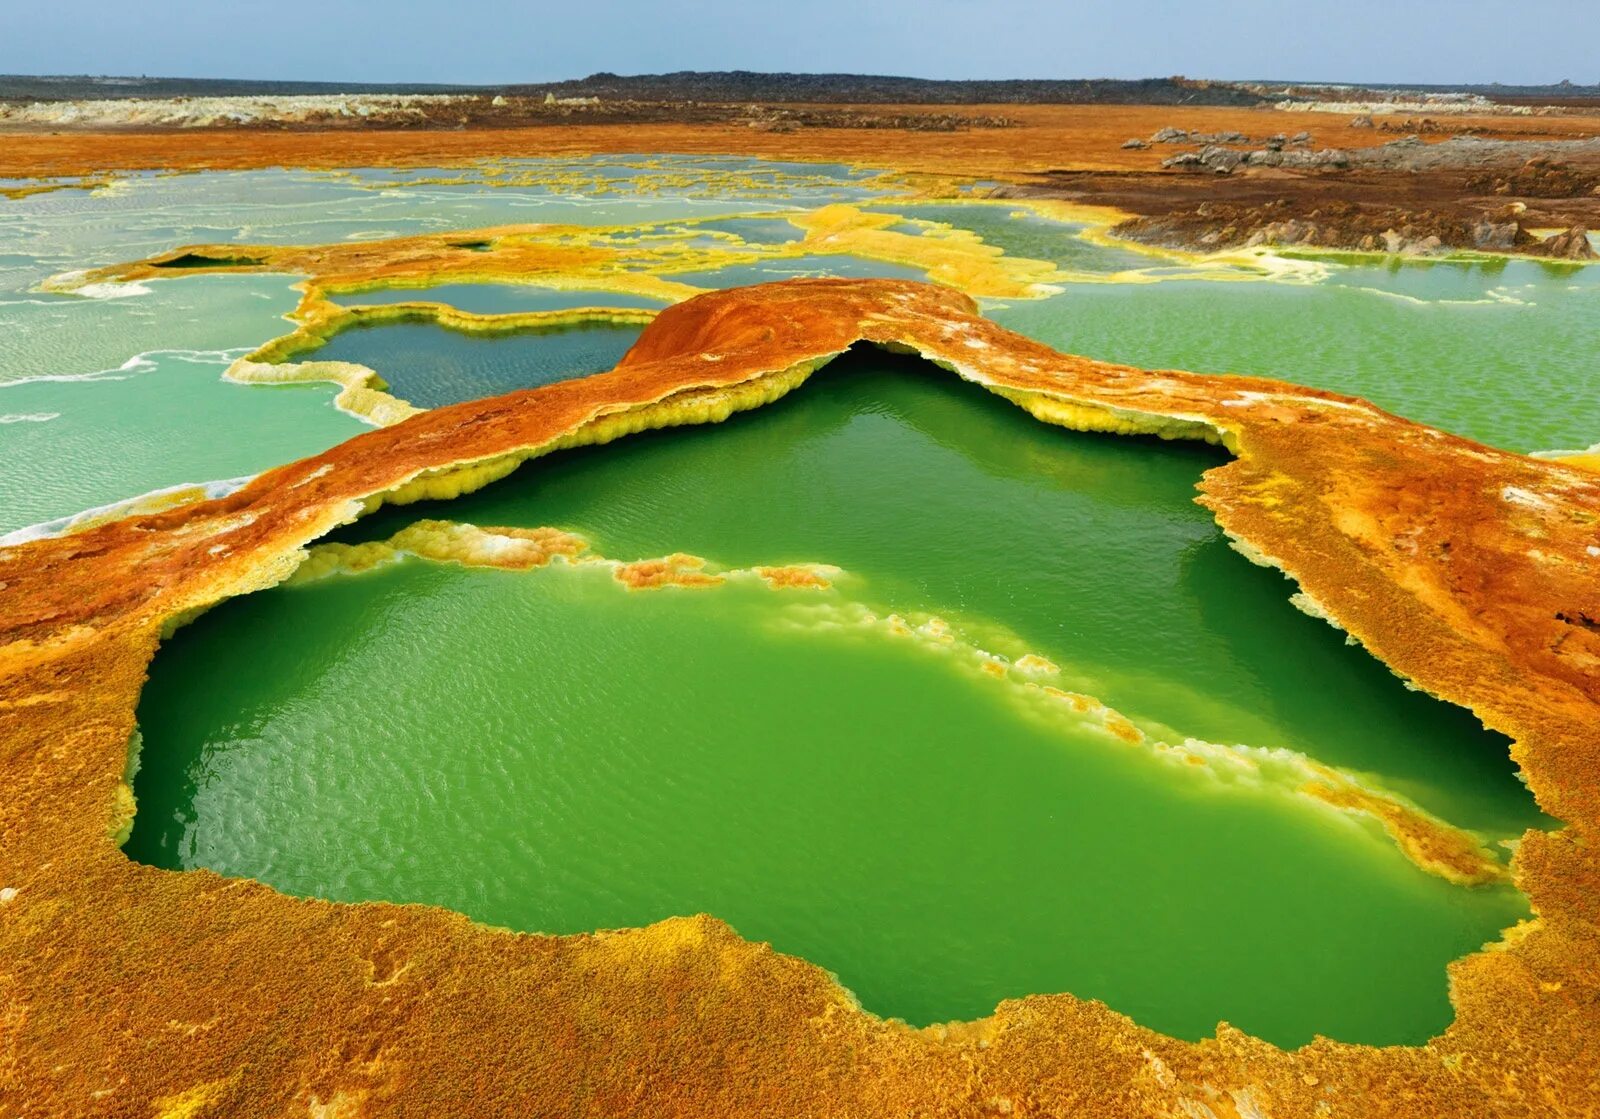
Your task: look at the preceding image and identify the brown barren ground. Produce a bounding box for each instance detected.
[2,280,1598,1116]
[9,103,1600,254]
[5,103,1600,180]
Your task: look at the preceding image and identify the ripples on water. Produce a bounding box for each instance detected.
[992,257,1600,453]
[131,356,1538,1048]
[296,319,646,410]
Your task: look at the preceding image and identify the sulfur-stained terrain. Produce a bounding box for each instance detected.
[6,96,1599,262]
[2,277,1599,1117]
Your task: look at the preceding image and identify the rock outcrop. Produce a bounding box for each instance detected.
[1539,224,1598,259]
[1159,135,1600,179]
[1113,198,1566,256]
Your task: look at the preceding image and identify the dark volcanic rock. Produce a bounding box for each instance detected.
[521,72,1270,106]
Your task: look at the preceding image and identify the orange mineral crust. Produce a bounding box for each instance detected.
[2,279,1599,1117]
[6,104,1600,181]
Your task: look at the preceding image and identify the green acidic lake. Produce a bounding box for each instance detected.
[128,351,1535,1048]
[992,255,1600,454]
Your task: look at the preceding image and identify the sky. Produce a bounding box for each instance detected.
[4,0,1596,88]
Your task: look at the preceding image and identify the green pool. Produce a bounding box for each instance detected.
[128,351,1536,1047]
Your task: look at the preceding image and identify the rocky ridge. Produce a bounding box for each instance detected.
[1114,199,1595,259]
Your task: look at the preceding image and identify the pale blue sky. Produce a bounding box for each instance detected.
[4,0,1595,87]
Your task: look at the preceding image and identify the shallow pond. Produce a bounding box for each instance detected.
[295,318,645,409]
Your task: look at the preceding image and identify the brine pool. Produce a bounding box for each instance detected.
[2,157,1592,1048]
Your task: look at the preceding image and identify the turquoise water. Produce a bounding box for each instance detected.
[689,216,804,244]
[0,159,886,267]
[0,349,355,535]
[0,273,301,385]
[294,319,645,409]
[993,260,1600,453]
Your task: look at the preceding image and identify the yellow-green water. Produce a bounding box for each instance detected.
[128,354,1536,1047]
[991,254,1600,453]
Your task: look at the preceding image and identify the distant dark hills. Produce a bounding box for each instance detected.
[518,72,1263,105]
[2,71,1597,106]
